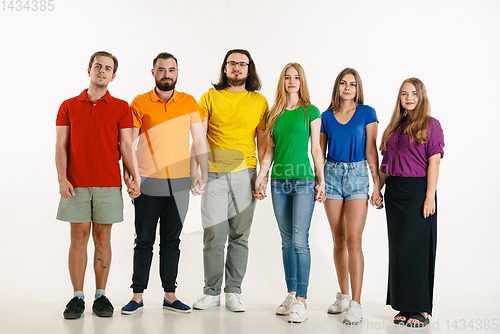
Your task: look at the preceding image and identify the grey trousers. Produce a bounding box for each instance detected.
[201,168,257,295]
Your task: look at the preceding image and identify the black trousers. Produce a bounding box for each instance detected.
[385,176,437,315]
[131,177,190,293]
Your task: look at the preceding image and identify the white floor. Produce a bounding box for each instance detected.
[2,201,499,333]
[1,294,497,334]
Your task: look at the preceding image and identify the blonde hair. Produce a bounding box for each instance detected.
[380,77,431,151]
[265,63,312,146]
[327,68,364,111]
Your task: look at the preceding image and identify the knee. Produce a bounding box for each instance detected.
[332,235,346,249]
[292,237,309,253]
[93,228,111,248]
[346,236,362,253]
[71,229,90,247]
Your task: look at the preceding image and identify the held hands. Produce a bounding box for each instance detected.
[370,188,384,209]
[252,173,268,200]
[125,175,141,198]
[59,178,75,199]
[191,172,208,196]
[423,195,436,218]
[315,182,326,203]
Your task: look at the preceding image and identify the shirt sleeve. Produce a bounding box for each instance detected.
[117,102,133,129]
[257,98,269,130]
[199,91,210,119]
[320,111,328,133]
[189,97,203,124]
[307,105,321,122]
[365,105,378,125]
[56,101,70,126]
[130,98,142,129]
[425,117,445,158]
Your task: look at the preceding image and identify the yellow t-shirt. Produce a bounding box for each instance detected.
[199,88,268,173]
[131,89,203,179]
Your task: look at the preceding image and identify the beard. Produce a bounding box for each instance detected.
[155,77,177,91]
[227,73,247,88]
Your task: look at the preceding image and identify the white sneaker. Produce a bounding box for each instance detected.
[225,293,245,312]
[288,300,308,323]
[343,300,363,325]
[327,292,351,314]
[192,294,220,310]
[276,293,296,315]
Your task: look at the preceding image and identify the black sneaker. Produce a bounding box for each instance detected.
[92,295,114,317]
[63,297,85,319]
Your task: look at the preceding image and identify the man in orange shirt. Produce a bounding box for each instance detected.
[121,52,208,315]
[55,51,139,319]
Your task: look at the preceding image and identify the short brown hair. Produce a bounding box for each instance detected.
[88,51,118,74]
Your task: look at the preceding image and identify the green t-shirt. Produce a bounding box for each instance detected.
[271,105,320,180]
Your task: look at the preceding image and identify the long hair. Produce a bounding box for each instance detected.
[213,49,261,91]
[265,62,312,146]
[380,77,431,151]
[327,67,364,111]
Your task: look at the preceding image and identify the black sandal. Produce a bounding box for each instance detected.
[393,311,410,325]
[406,313,430,327]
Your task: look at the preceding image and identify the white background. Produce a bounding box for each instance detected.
[0,0,499,323]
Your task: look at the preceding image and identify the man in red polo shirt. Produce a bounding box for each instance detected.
[55,51,139,320]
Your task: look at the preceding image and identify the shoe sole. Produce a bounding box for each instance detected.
[192,302,220,310]
[93,310,113,317]
[288,316,308,323]
[225,305,245,312]
[327,309,347,314]
[121,307,143,315]
[63,313,83,320]
[276,311,290,315]
[343,318,363,325]
[163,306,192,313]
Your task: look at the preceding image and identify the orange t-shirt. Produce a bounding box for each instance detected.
[131,89,203,179]
[56,89,132,187]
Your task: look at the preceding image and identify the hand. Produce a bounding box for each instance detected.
[191,172,208,196]
[370,189,384,209]
[125,176,141,198]
[252,173,268,200]
[59,178,75,199]
[315,182,326,203]
[423,195,435,218]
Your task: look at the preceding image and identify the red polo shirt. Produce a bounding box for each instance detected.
[56,89,132,187]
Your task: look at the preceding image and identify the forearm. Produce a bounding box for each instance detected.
[256,129,267,167]
[366,149,380,189]
[379,171,388,190]
[311,146,325,183]
[426,155,441,197]
[55,145,68,182]
[258,146,274,176]
[120,142,138,179]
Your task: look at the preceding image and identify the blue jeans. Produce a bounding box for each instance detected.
[271,179,315,299]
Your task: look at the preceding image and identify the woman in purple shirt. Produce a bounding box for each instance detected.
[378,78,444,328]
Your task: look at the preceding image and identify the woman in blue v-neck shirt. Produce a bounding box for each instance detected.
[320,68,382,325]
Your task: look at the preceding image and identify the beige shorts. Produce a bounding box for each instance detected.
[56,187,123,224]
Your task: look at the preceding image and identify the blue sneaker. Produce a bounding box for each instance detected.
[163,298,191,313]
[121,300,143,315]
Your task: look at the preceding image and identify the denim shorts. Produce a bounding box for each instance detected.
[324,160,369,201]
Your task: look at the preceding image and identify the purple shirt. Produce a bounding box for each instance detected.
[381,117,444,177]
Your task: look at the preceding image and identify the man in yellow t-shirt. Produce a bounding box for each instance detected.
[192,49,268,312]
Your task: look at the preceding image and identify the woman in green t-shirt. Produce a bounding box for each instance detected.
[253,62,326,323]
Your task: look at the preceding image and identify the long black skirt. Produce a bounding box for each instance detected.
[385,176,437,315]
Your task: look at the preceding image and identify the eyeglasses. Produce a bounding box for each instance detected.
[226,61,249,67]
